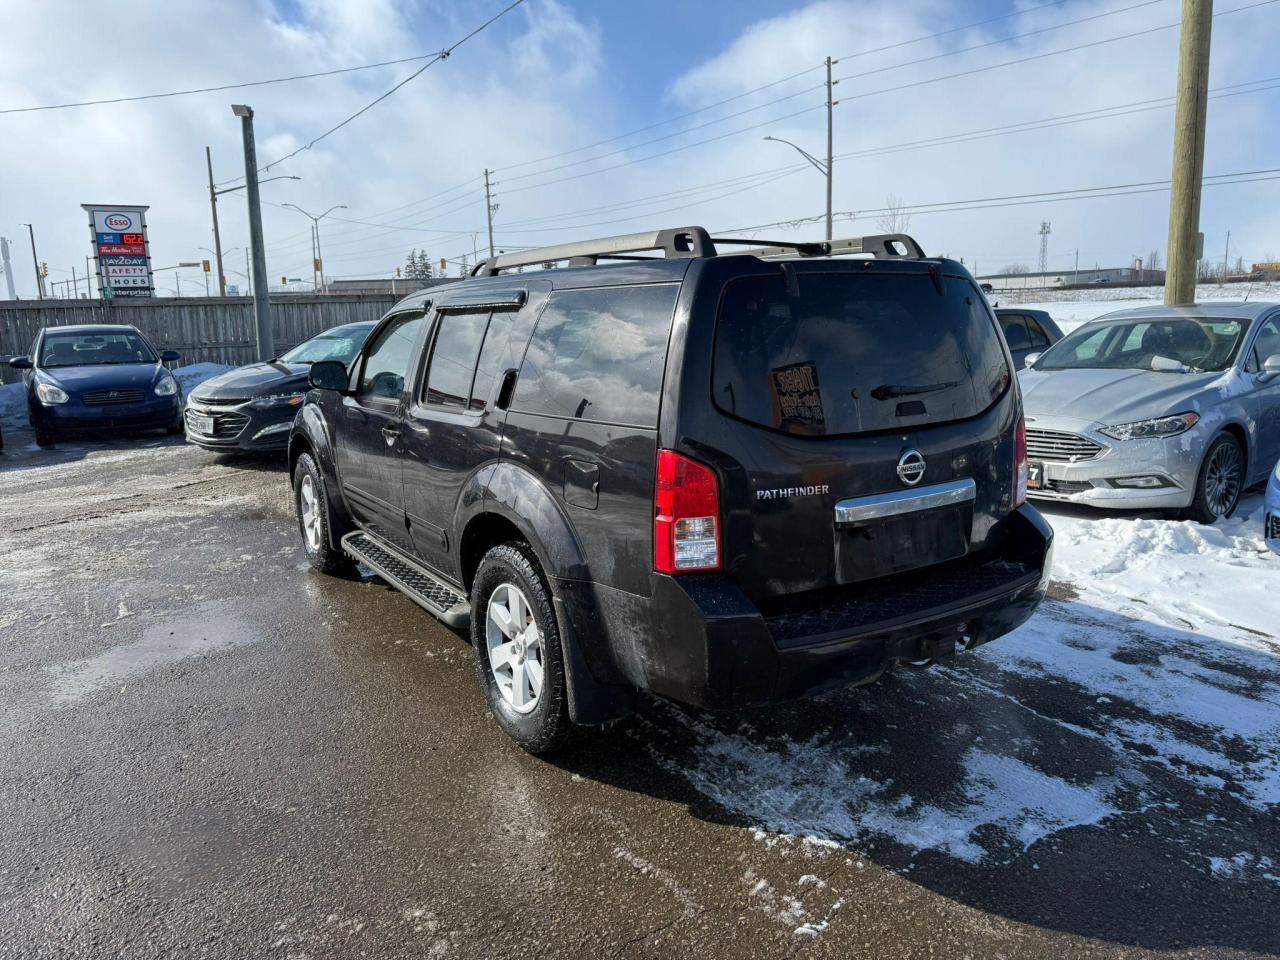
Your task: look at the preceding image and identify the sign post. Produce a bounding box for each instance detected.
[80,204,154,299]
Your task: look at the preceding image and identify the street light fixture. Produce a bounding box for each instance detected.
[281,203,347,294]
[206,143,299,297]
[763,135,832,241]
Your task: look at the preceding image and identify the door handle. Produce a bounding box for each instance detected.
[381,425,401,446]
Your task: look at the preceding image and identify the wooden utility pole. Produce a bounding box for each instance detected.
[1164,0,1213,306]
[824,56,835,242]
[484,169,496,259]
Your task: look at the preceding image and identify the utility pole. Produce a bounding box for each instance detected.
[311,225,319,292]
[246,249,252,296]
[1074,249,1080,285]
[0,237,15,300]
[1222,229,1230,284]
[1164,0,1213,306]
[21,223,44,300]
[206,146,228,297]
[484,168,496,259]
[85,256,94,298]
[1038,222,1051,274]
[72,265,79,299]
[824,56,836,242]
[232,104,273,361]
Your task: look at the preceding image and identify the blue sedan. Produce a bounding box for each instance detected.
[8,324,183,448]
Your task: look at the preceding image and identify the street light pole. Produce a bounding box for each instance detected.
[824,56,836,243]
[282,203,347,294]
[232,104,273,361]
[762,137,831,241]
[20,223,43,300]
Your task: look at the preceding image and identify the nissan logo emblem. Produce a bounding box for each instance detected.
[897,449,926,486]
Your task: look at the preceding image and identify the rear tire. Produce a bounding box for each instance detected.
[292,452,355,576]
[1183,433,1245,524]
[471,542,571,754]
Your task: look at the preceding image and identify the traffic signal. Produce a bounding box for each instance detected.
[313,258,322,273]
[439,258,447,274]
[201,260,211,273]
[40,262,48,277]
[395,266,401,278]
[281,276,287,286]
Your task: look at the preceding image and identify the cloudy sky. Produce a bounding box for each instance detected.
[1,0,1278,298]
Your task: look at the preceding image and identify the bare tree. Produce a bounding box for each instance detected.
[1147,248,1162,271]
[1001,263,1031,275]
[875,195,912,234]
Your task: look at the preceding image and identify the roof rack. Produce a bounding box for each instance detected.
[468,227,924,277]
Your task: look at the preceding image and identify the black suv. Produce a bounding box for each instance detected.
[288,227,1053,752]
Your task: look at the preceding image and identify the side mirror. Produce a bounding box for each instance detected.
[161,350,181,363]
[1024,353,1041,368]
[1260,353,1280,384]
[309,359,349,392]
[8,356,32,370]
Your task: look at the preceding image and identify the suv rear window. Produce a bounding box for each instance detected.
[713,272,1009,437]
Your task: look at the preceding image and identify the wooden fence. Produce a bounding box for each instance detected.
[0,294,401,383]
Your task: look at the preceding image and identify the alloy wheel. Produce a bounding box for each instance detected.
[299,474,321,552]
[485,582,544,714]
[1204,441,1243,518]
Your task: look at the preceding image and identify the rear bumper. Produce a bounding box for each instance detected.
[566,505,1053,710]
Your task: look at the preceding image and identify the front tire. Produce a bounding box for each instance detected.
[1183,433,1245,524]
[471,542,571,754]
[292,452,355,576]
[34,424,55,448]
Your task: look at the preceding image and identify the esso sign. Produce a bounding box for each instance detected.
[104,214,133,230]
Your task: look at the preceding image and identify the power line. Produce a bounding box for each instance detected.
[496,0,1173,187]
[217,0,526,186]
[493,0,1079,175]
[490,0,1277,199]
[0,52,455,116]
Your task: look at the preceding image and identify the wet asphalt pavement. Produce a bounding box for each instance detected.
[1,426,1277,959]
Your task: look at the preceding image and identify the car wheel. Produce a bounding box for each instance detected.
[471,542,571,755]
[292,452,355,576]
[34,425,56,448]
[166,416,184,436]
[1184,433,1245,524]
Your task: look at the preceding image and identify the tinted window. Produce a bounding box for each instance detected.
[357,312,426,401]
[424,309,489,407]
[40,330,156,367]
[469,309,518,411]
[1025,316,1051,348]
[1001,315,1031,351]
[513,284,679,426]
[713,273,1010,436]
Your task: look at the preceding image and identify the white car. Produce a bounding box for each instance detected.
[1266,457,1280,554]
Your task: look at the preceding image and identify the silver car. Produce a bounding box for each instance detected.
[1018,302,1280,523]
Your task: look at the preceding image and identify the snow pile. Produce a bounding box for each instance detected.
[1002,282,1274,335]
[0,380,25,432]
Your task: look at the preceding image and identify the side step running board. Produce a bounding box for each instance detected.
[342,531,470,629]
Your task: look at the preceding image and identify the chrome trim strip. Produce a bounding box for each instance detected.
[834,478,976,524]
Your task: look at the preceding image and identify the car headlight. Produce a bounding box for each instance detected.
[36,382,69,404]
[250,392,305,409]
[1099,411,1200,441]
[154,375,179,397]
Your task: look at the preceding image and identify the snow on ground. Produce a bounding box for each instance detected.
[997,281,1278,334]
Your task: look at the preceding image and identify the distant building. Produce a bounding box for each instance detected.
[325,277,457,295]
[1251,261,1280,281]
[976,266,1166,292]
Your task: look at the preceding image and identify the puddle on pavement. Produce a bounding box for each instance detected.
[46,603,259,706]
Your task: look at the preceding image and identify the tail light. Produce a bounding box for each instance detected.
[654,449,721,573]
[1015,416,1029,507]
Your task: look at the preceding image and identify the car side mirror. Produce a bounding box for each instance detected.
[1024,352,1041,368]
[8,356,32,370]
[1260,353,1280,383]
[161,350,181,363]
[309,359,349,392]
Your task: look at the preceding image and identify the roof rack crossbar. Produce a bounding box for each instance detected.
[471,226,715,277]
[720,233,926,261]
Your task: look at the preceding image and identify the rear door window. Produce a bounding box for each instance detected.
[713,272,1009,436]
[513,284,679,427]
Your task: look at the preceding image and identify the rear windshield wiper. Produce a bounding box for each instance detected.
[870,381,959,401]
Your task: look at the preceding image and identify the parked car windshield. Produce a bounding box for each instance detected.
[280,326,371,364]
[40,331,156,367]
[1035,317,1246,373]
[713,272,1010,436]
